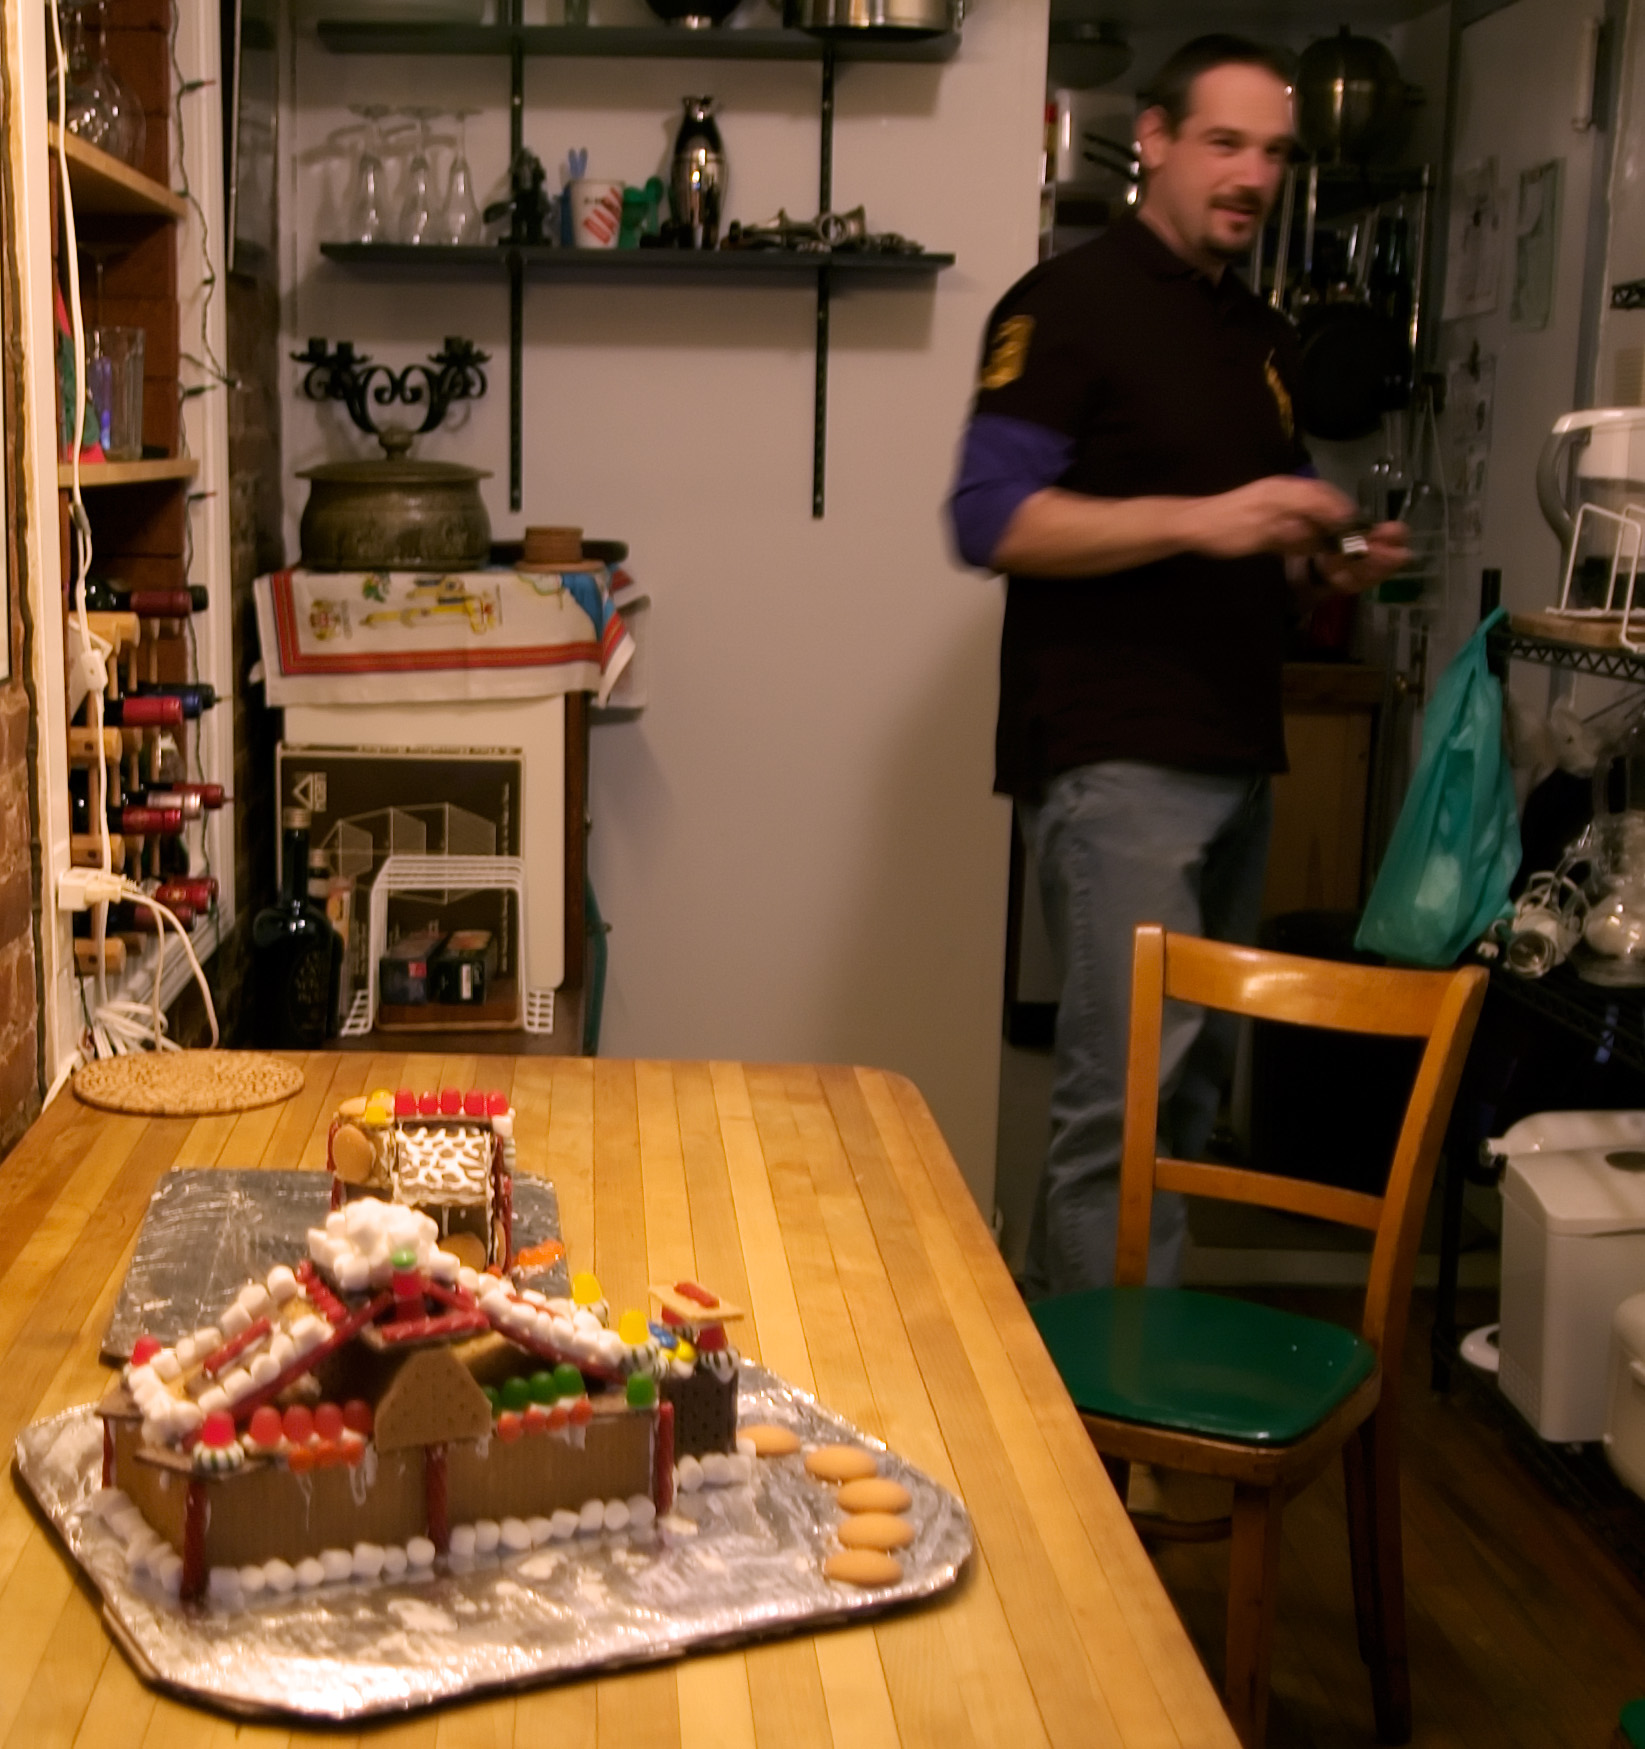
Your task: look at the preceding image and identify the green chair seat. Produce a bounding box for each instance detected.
[1621,1699,1645,1747]
[1030,1286,1377,1446]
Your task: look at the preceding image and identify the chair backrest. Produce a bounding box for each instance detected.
[1118,926,1487,1371]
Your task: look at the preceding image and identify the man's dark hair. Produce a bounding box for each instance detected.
[1140,34,1294,131]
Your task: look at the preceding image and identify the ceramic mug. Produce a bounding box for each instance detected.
[569,179,624,249]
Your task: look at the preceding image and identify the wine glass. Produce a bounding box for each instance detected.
[345,105,391,244]
[438,109,483,246]
[397,107,440,246]
[47,0,113,154]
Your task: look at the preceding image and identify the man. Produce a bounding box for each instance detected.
[950,35,1410,1298]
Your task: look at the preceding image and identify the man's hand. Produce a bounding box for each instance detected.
[1185,476,1356,560]
[1310,522,1412,595]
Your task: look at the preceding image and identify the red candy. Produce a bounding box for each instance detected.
[523,1405,549,1434]
[495,1411,523,1443]
[282,1404,315,1445]
[394,1089,417,1116]
[439,1088,462,1115]
[547,1403,570,1431]
[200,1410,236,1449]
[313,1402,344,1442]
[247,1406,284,1449]
[487,1091,509,1115]
[345,1441,365,1468]
[463,1090,486,1117]
[342,1399,373,1436]
[418,1091,439,1116]
[130,1335,161,1367]
[568,1397,593,1427]
[674,1281,718,1308]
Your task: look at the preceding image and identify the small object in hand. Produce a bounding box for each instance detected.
[1332,522,1373,559]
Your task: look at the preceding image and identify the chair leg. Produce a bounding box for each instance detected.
[1343,1428,1377,1666]
[1100,1453,1130,1502]
[1351,1411,1413,1744]
[1224,1483,1285,1749]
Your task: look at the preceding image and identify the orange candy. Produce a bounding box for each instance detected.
[496,1411,523,1442]
[569,1397,592,1427]
[523,1405,549,1434]
[286,1445,315,1475]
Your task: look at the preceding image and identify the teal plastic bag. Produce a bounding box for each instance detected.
[1355,608,1521,966]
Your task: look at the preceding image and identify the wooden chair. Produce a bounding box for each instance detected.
[1030,925,1486,1748]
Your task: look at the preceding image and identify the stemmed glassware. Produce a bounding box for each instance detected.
[48,0,145,168]
[397,107,440,245]
[345,104,391,244]
[439,110,484,246]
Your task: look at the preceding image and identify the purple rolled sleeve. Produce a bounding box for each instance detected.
[948,414,1077,570]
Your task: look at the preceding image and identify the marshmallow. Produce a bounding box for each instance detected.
[677,1455,704,1493]
[406,1537,437,1569]
[527,1516,554,1548]
[500,1517,533,1553]
[196,1385,229,1417]
[249,1352,281,1387]
[152,1351,181,1384]
[263,1559,296,1594]
[473,1519,501,1554]
[549,1509,580,1541]
[220,1367,253,1404]
[627,1495,657,1530]
[238,1283,273,1320]
[381,1545,409,1579]
[701,1453,734,1488]
[239,1563,267,1597]
[602,1499,630,1534]
[266,1265,298,1304]
[294,1557,326,1589]
[319,1548,354,1583]
[219,1305,252,1342]
[207,1567,242,1605]
[577,1499,605,1535]
[448,1525,477,1558]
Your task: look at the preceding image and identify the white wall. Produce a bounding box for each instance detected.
[280,0,1048,1204]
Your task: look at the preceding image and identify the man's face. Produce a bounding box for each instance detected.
[1136,63,1295,266]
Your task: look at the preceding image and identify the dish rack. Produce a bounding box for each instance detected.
[338,854,554,1037]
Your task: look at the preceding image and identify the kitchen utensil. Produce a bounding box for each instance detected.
[438,109,484,245]
[670,97,725,249]
[1294,298,1402,441]
[87,325,143,461]
[397,108,438,245]
[344,105,390,244]
[298,446,492,573]
[1296,27,1408,166]
[784,0,955,36]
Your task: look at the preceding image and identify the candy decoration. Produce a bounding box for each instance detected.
[440,1088,462,1115]
[499,1376,532,1413]
[130,1335,161,1367]
[201,1316,272,1379]
[342,1399,373,1436]
[523,1404,549,1434]
[313,1403,344,1442]
[182,1479,208,1602]
[496,1411,524,1443]
[394,1089,417,1116]
[617,1309,649,1346]
[286,1445,316,1475]
[674,1281,718,1308]
[199,1410,236,1449]
[425,1443,449,1553]
[571,1272,602,1308]
[626,1374,657,1408]
[653,1402,674,1516]
[282,1404,315,1445]
[553,1363,584,1398]
[487,1091,509,1115]
[418,1091,439,1116]
[528,1370,557,1405]
[569,1396,593,1427]
[463,1089,486,1117]
[247,1405,283,1450]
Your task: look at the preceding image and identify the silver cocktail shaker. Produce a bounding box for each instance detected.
[669,97,725,249]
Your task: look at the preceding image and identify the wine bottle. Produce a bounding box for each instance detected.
[133,682,218,720]
[74,694,184,729]
[74,578,208,617]
[72,900,195,937]
[125,787,204,822]
[155,876,217,911]
[251,808,340,1048]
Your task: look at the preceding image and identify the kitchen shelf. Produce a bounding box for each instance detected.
[315,10,958,517]
[1487,960,1645,1080]
[320,242,952,278]
[1490,621,1645,684]
[315,21,960,62]
[57,457,199,490]
[46,125,187,222]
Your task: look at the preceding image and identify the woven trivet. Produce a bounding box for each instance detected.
[72,1052,304,1117]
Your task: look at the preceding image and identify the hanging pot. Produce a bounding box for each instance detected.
[1296,27,1408,166]
[783,0,956,40]
[298,432,492,573]
[1293,299,1405,442]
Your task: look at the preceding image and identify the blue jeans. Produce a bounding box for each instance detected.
[1017,761,1273,1298]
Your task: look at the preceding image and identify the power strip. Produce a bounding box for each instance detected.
[58,868,127,912]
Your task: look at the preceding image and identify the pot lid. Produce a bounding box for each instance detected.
[1502,1148,1645,1236]
[298,458,492,485]
[1489,1109,1645,1157]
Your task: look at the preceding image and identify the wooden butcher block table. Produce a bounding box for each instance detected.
[0,1054,1237,1748]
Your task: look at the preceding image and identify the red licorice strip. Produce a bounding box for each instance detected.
[423,1278,479,1313]
[200,1316,272,1378]
[373,1310,489,1345]
[653,1402,674,1517]
[674,1281,718,1308]
[182,1478,208,1602]
[425,1443,449,1553]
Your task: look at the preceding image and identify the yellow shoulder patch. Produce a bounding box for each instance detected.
[1264,350,1294,443]
[980,315,1035,391]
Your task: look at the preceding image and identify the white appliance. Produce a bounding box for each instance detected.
[283,696,566,991]
[1605,1291,1645,1498]
[1497,1136,1645,1443]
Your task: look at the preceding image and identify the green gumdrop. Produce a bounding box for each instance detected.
[552,1362,584,1398]
[481,1385,500,1412]
[528,1370,558,1404]
[391,1246,418,1270]
[500,1375,533,1411]
[626,1373,657,1408]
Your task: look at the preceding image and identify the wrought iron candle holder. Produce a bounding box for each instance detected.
[292,336,490,458]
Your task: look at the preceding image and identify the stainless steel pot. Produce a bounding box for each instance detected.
[1296,27,1408,166]
[298,454,492,573]
[784,0,956,39]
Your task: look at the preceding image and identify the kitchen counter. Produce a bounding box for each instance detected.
[0,1054,1236,1746]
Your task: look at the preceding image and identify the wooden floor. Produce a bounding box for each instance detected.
[1149,1290,1645,1748]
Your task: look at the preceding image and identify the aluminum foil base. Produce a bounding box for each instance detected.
[15,1368,972,1720]
[102,1169,568,1361]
